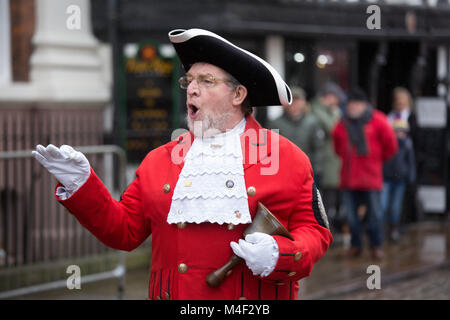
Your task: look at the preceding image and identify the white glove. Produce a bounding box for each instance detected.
[32,144,90,194]
[230,232,279,277]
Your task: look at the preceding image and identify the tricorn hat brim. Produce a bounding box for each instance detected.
[169,28,292,107]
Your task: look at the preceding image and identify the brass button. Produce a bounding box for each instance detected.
[276,281,285,286]
[238,296,247,300]
[247,186,256,197]
[227,223,235,230]
[164,292,170,300]
[163,184,171,193]
[287,271,297,277]
[177,222,187,229]
[178,263,188,273]
[294,252,302,261]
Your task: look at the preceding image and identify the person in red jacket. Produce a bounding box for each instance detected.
[332,88,397,260]
[32,28,332,300]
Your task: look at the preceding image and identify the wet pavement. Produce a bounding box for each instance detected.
[300,220,450,299]
[334,266,450,299]
[7,220,450,300]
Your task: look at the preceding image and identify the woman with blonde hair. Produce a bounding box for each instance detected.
[388,86,418,148]
[389,87,413,123]
[384,86,418,233]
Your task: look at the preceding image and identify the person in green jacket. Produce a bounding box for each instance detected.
[310,82,345,235]
[268,86,325,182]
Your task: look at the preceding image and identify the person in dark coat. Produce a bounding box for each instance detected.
[388,87,419,223]
[380,119,416,242]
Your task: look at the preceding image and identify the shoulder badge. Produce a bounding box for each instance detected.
[312,183,330,230]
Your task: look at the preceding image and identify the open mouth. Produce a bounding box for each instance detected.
[188,103,200,119]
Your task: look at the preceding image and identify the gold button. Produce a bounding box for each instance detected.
[164,292,170,300]
[238,296,247,300]
[155,296,161,300]
[276,281,285,286]
[294,252,302,261]
[247,186,256,197]
[177,222,187,229]
[178,263,188,273]
[163,184,171,193]
[226,270,233,277]
[227,223,235,230]
[288,271,297,277]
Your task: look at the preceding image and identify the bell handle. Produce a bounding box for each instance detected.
[206,254,242,288]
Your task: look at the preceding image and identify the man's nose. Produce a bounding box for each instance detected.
[187,79,200,97]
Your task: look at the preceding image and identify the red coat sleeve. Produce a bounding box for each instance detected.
[264,158,333,282]
[332,122,346,159]
[56,167,151,252]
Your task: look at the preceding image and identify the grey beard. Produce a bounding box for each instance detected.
[186,111,234,138]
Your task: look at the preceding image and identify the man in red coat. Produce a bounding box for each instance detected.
[332,88,398,260]
[32,29,332,300]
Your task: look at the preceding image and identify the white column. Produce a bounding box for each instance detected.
[0,0,11,85]
[29,0,109,103]
[448,46,450,104]
[265,35,285,121]
[448,46,450,105]
[437,46,447,98]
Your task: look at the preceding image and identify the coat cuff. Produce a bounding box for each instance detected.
[55,168,92,201]
[54,168,110,220]
[262,235,312,283]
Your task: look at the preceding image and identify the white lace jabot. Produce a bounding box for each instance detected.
[167,118,251,225]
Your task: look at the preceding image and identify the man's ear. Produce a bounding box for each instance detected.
[232,85,248,106]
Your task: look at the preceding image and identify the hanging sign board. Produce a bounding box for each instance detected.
[122,42,180,163]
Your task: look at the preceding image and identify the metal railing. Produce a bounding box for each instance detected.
[0,145,127,299]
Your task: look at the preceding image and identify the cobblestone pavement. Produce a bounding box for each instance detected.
[300,220,450,299]
[334,267,450,300]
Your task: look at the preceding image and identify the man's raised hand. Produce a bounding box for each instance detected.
[32,144,90,194]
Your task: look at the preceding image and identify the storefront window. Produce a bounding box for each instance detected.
[285,38,352,99]
[314,42,352,94]
[285,38,315,98]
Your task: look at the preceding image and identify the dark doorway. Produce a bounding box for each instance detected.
[377,41,419,113]
[357,41,437,113]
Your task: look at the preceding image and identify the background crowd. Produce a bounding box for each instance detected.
[268,83,417,260]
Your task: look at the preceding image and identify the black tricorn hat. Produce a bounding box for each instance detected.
[168,28,292,107]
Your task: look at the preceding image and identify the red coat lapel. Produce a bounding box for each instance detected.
[241,115,273,171]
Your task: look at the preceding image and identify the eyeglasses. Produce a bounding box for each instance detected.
[178,74,236,90]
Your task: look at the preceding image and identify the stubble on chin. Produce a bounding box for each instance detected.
[186,110,234,138]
